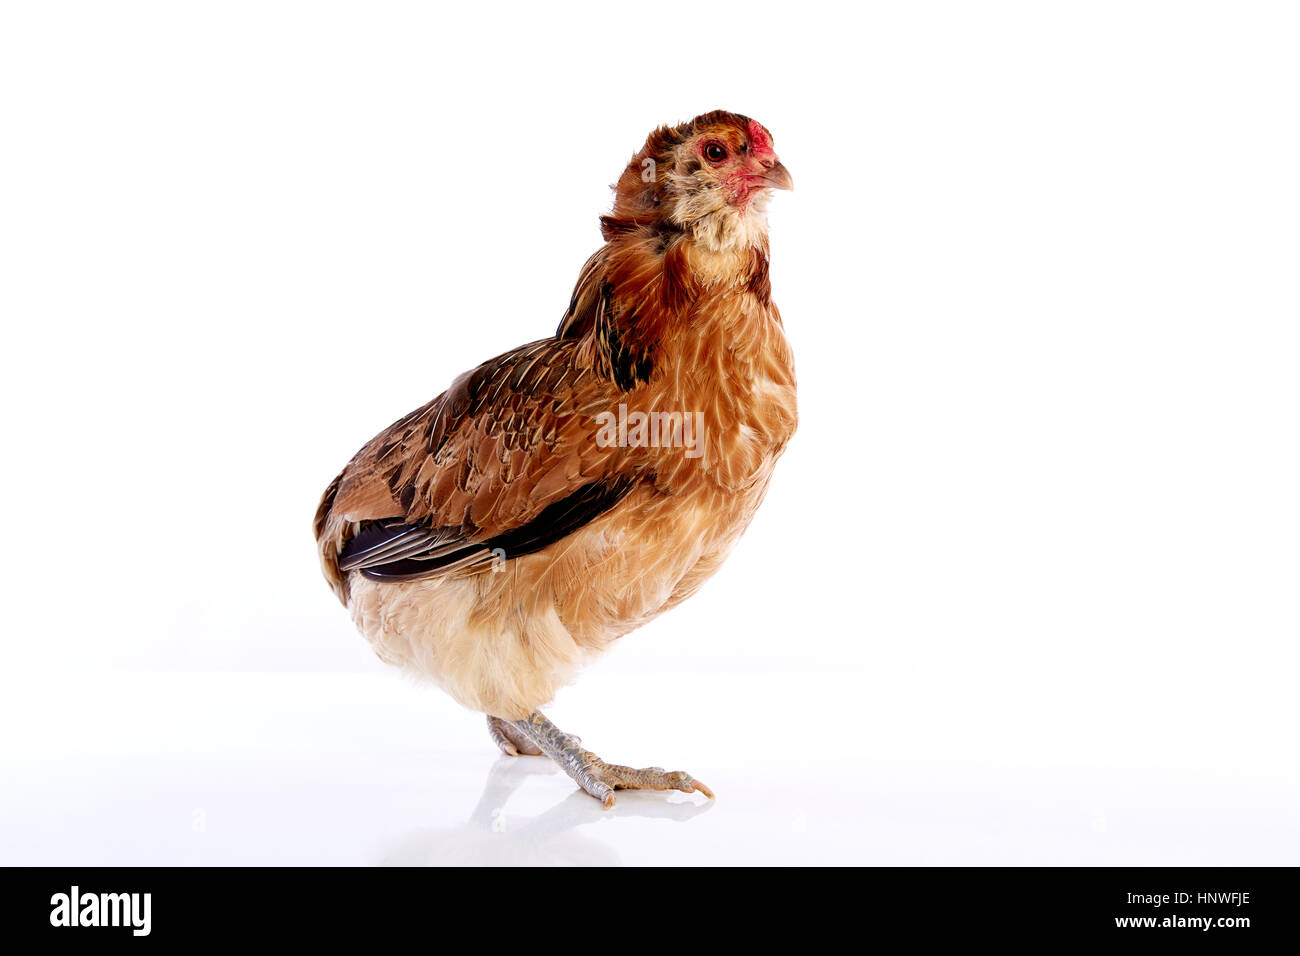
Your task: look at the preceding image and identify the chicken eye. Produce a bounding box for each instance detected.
[704,143,728,164]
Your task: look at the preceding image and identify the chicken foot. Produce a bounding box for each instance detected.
[504,710,714,809]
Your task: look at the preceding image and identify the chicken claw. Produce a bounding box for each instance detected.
[509,711,713,809]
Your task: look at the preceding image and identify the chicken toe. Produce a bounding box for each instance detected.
[486,715,542,756]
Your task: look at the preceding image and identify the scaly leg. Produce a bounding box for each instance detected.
[486,715,542,756]
[509,710,714,809]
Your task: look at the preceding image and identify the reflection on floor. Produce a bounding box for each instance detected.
[381,757,713,866]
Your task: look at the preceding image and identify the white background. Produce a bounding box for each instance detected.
[2,1,1297,865]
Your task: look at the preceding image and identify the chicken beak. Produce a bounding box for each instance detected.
[759,160,794,191]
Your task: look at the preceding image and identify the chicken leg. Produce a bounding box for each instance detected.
[505,710,714,809]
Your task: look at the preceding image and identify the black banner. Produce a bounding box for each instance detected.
[1,866,1293,944]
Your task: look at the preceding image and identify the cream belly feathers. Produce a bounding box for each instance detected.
[346,473,779,719]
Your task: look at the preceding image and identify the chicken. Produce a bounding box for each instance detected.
[314,110,796,807]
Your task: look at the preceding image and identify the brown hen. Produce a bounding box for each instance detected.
[314,110,796,806]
